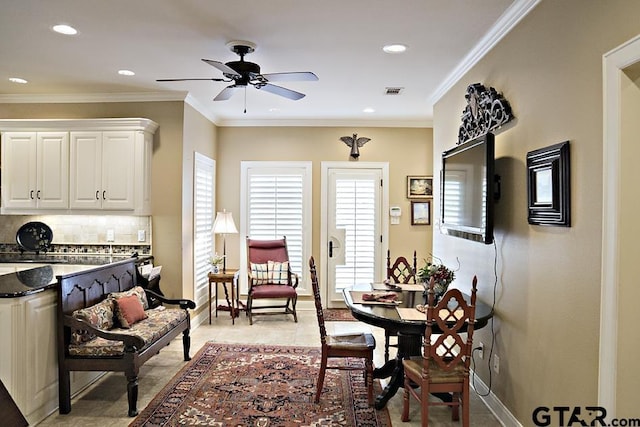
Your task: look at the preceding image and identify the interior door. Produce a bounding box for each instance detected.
[323,164,387,306]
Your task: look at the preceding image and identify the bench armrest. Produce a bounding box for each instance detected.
[63,315,145,350]
[144,289,196,310]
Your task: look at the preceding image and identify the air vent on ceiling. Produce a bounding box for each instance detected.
[385,87,404,95]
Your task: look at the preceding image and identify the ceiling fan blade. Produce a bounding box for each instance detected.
[214,85,242,101]
[202,59,241,78]
[261,72,318,82]
[257,83,305,100]
[156,78,226,82]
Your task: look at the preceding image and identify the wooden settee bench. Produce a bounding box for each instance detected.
[56,259,196,417]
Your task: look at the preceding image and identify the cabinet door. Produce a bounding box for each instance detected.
[102,131,135,210]
[23,291,59,422]
[1,132,37,208]
[70,132,102,209]
[36,132,69,209]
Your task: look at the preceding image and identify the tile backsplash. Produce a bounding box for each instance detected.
[0,215,152,253]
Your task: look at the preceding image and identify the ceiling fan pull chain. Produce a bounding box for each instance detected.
[244,86,247,114]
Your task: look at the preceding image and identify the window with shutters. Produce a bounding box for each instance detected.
[193,153,215,308]
[241,162,312,291]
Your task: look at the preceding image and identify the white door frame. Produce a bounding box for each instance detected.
[600,33,640,413]
[320,161,389,307]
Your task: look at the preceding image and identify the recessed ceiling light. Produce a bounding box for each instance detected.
[52,24,78,35]
[363,107,375,113]
[9,77,28,84]
[118,69,135,76]
[383,44,407,54]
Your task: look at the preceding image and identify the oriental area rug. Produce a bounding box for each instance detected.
[130,343,390,427]
[323,308,357,322]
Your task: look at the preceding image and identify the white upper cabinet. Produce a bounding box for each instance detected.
[0,118,158,215]
[1,131,69,210]
[70,131,135,210]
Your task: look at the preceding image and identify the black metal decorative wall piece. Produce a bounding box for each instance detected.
[458,83,514,144]
[340,133,371,159]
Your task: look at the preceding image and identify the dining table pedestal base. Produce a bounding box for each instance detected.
[373,332,422,409]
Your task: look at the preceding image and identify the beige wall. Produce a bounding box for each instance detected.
[180,104,217,302]
[216,126,433,278]
[433,0,640,423]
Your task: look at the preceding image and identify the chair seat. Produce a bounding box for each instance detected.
[403,356,466,384]
[250,284,297,299]
[327,332,376,350]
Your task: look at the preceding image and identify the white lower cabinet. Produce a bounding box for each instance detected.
[0,290,102,425]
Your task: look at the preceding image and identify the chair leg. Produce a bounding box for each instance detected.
[315,356,327,403]
[365,357,374,406]
[420,383,430,427]
[401,375,411,422]
[451,392,460,421]
[462,387,470,427]
[247,295,253,325]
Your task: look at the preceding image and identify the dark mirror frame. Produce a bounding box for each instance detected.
[527,141,571,226]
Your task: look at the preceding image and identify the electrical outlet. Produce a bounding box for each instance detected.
[106,229,115,242]
[137,230,146,242]
[492,354,500,374]
[478,342,485,359]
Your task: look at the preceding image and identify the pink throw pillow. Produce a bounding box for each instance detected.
[115,294,148,328]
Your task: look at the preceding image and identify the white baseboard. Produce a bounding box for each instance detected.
[471,371,522,427]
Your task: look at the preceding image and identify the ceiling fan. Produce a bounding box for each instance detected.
[157,41,318,102]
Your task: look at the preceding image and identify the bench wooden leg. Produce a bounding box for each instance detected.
[126,374,139,417]
[58,368,71,414]
[182,329,191,361]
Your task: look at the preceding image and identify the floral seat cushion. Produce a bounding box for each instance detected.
[68,307,188,357]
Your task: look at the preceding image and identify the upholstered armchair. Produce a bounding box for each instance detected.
[246,237,298,325]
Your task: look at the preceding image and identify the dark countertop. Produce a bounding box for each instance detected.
[0,254,153,298]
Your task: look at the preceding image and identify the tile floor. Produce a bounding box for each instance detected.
[38,310,501,426]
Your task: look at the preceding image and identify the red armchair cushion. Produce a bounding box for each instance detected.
[251,284,297,299]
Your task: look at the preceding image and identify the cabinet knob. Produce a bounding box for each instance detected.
[95,191,100,200]
[103,191,106,200]
[36,190,41,200]
[30,190,34,200]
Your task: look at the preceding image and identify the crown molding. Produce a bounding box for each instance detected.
[429,0,541,105]
[215,118,432,128]
[0,91,188,104]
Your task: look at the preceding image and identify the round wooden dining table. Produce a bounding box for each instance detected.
[343,284,494,410]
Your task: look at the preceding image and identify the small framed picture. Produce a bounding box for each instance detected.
[411,201,431,225]
[407,175,433,199]
[527,141,571,227]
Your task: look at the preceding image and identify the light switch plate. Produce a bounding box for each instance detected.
[137,230,146,242]
[106,229,115,242]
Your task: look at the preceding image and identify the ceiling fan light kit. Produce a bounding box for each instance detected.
[157,40,318,107]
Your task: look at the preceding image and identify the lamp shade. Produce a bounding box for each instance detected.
[212,210,238,235]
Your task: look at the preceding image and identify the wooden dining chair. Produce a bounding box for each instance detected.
[384,250,417,361]
[308,256,376,405]
[401,276,478,426]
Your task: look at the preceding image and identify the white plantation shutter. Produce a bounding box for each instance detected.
[193,153,215,308]
[243,162,311,284]
[334,178,377,289]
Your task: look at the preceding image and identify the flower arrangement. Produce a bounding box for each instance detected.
[416,256,456,298]
[209,252,226,267]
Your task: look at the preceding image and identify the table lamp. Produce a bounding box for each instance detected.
[212,209,238,273]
